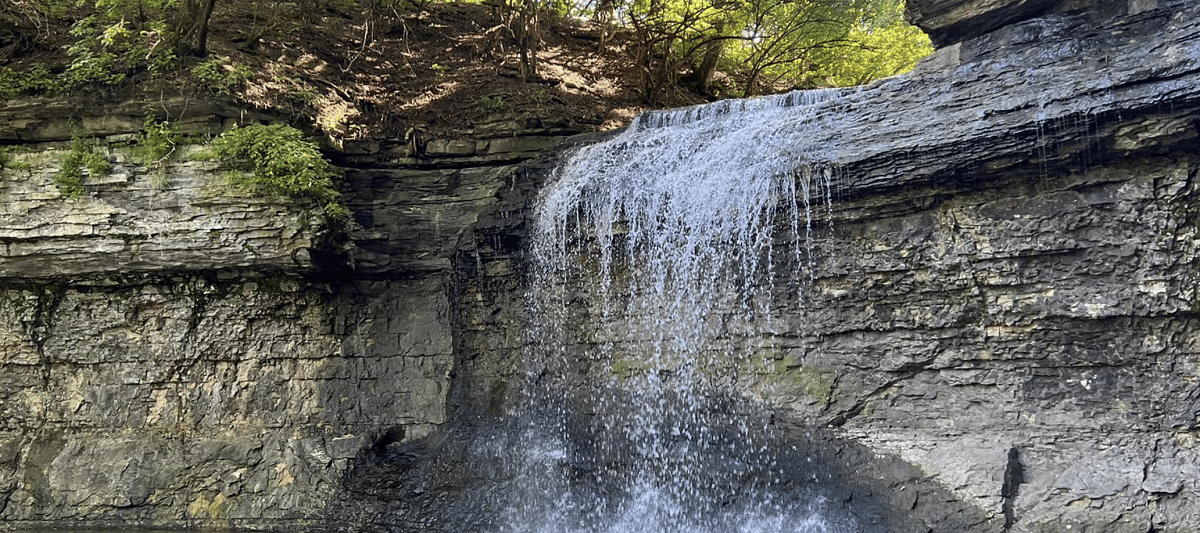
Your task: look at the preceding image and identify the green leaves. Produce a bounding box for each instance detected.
[804,1,933,87]
[63,2,178,89]
[623,0,932,98]
[0,64,56,99]
[192,56,253,96]
[212,124,348,220]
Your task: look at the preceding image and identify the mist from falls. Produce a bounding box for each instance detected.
[505,89,859,533]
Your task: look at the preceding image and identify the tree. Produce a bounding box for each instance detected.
[173,0,217,56]
[623,0,743,103]
[62,0,178,87]
[616,0,930,101]
[803,0,931,87]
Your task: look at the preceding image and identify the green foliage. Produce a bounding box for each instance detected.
[619,0,930,99]
[317,103,355,135]
[478,94,508,113]
[63,0,178,89]
[529,87,552,108]
[57,137,111,198]
[0,148,33,172]
[718,0,932,92]
[803,1,933,87]
[0,64,57,99]
[137,115,183,167]
[212,124,348,220]
[192,57,254,96]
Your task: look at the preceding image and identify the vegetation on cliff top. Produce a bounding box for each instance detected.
[1,0,930,137]
[212,123,350,220]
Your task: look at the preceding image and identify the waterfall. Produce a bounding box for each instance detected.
[507,89,858,533]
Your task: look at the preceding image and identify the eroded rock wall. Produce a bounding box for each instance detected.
[775,155,1200,532]
[457,158,1200,533]
[453,1,1200,531]
[0,274,451,526]
[0,96,586,528]
[1,0,1198,530]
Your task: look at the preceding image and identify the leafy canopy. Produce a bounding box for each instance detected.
[612,0,931,99]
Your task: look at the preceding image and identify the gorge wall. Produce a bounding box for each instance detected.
[1,0,1198,531]
[0,95,582,528]
[452,0,1200,531]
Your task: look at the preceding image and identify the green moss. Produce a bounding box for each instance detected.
[610,356,654,378]
[187,491,230,520]
[0,147,34,179]
[56,137,111,198]
[760,357,834,404]
[789,365,834,404]
[610,358,633,377]
[188,149,218,161]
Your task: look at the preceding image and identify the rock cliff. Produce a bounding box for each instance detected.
[0,0,1198,531]
[0,91,588,528]
[455,0,1200,531]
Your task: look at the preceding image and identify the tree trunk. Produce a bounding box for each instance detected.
[516,0,539,82]
[688,22,726,95]
[175,0,217,57]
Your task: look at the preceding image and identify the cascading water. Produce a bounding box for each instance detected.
[505,89,859,533]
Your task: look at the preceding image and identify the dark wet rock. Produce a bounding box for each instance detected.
[0,0,1198,531]
[450,1,1200,532]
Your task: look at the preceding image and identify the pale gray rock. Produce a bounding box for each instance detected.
[0,100,585,528]
[2,0,1199,530]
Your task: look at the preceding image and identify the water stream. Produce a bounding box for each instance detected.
[505,89,859,533]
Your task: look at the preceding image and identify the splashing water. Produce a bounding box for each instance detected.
[507,89,857,533]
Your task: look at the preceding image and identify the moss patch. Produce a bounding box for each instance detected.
[56,137,111,198]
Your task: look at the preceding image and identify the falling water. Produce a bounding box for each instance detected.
[506,88,858,533]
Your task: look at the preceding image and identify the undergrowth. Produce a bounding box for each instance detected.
[0,64,57,99]
[137,116,182,165]
[212,124,348,220]
[193,57,253,96]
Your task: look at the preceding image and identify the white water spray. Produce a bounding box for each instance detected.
[508,88,856,533]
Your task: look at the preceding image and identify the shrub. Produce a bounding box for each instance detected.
[138,115,182,165]
[212,124,348,220]
[0,64,56,99]
[192,57,253,96]
[62,3,177,90]
[0,148,32,172]
[478,94,507,113]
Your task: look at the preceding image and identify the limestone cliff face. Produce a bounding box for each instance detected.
[1,0,1198,531]
[0,93,585,528]
[456,0,1200,532]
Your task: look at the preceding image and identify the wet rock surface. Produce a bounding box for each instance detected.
[0,0,1198,531]
[905,0,1105,47]
[449,1,1200,532]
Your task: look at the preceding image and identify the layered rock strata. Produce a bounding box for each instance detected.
[0,0,1197,530]
[0,94,588,528]
[454,0,1200,531]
